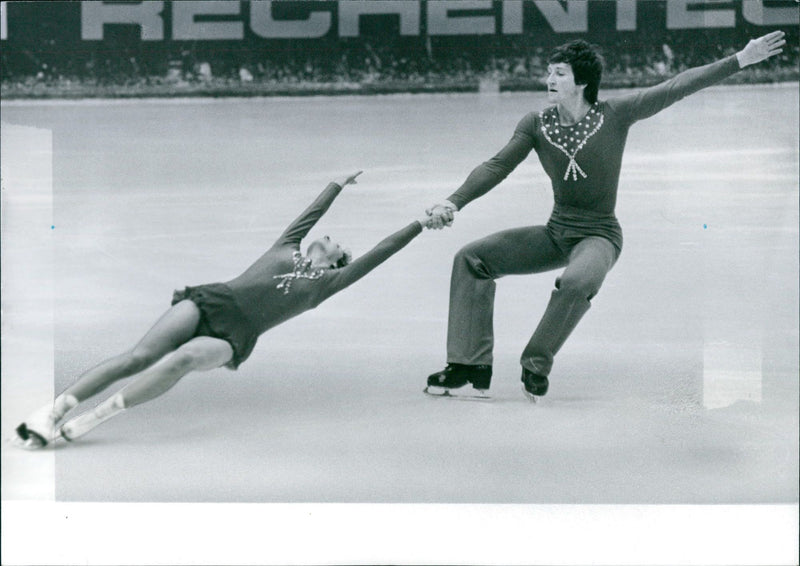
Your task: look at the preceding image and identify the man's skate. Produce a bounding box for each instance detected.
[424,363,492,400]
[521,368,549,403]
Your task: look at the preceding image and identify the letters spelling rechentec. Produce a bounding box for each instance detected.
[72,0,798,42]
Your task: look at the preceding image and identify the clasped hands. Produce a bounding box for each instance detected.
[420,201,458,230]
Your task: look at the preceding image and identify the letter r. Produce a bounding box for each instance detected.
[82,1,165,40]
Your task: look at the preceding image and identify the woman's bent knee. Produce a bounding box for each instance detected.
[172,338,233,372]
[123,350,161,375]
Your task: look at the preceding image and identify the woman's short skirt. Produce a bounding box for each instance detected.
[172,283,258,369]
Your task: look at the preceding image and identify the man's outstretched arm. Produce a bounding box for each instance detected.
[611,30,786,124]
[426,112,538,229]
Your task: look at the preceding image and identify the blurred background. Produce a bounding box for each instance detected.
[2,0,798,99]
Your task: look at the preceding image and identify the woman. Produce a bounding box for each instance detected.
[16,171,434,448]
[423,31,786,401]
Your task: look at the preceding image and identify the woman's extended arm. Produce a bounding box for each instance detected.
[311,221,424,301]
[272,171,362,248]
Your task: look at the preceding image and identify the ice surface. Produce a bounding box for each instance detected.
[2,84,798,563]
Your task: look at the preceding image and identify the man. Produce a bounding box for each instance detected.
[423,31,786,401]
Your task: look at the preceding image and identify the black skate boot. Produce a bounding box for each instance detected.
[424,363,492,400]
[521,368,549,402]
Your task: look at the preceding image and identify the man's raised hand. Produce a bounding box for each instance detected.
[737,30,786,68]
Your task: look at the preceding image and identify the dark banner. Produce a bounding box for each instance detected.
[3,1,798,42]
[1,1,797,83]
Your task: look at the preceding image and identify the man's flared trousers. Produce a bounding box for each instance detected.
[446,222,619,377]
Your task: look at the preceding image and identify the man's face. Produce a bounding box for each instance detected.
[546,62,583,104]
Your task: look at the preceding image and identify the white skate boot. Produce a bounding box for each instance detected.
[60,394,126,442]
[14,394,78,449]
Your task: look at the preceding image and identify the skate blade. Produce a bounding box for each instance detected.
[14,422,64,449]
[11,433,47,451]
[423,386,492,401]
[521,384,540,404]
[14,423,50,449]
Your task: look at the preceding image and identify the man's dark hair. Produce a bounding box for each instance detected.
[548,40,604,104]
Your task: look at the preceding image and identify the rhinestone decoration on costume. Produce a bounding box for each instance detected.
[273,251,326,295]
[540,102,604,181]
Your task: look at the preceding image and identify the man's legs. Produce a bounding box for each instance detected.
[427,226,567,395]
[520,236,618,379]
[446,226,567,365]
[60,336,233,441]
[15,300,202,448]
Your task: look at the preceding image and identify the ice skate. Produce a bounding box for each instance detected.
[521,368,549,403]
[60,394,126,442]
[424,363,492,400]
[13,394,78,449]
[59,413,96,442]
[13,422,60,450]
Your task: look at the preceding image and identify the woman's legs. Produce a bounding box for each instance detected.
[15,300,202,448]
[446,226,567,366]
[520,236,617,377]
[119,336,233,408]
[60,336,233,441]
[63,299,202,402]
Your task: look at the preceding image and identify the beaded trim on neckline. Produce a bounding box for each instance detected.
[540,102,604,181]
[273,251,326,295]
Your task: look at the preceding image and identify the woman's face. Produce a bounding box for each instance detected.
[308,236,345,267]
[546,62,584,104]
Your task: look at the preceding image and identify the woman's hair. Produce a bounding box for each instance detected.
[548,40,604,104]
[335,249,352,269]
